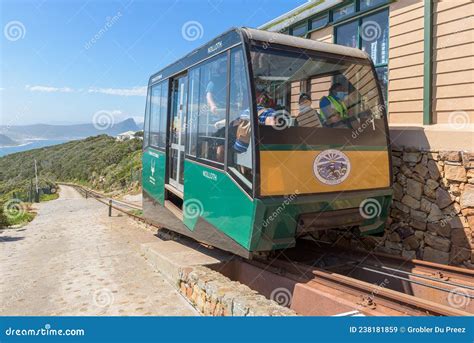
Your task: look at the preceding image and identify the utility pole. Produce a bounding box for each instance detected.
[34,159,39,202]
[29,179,33,202]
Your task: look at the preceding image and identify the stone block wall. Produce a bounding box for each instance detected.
[329,148,474,268]
[178,266,296,316]
[383,148,474,267]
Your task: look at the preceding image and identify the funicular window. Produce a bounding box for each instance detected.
[227,47,252,188]
[149,84,162,148]
[250,45,387,146]
[187,68,200,157]
[195,54,228,165]
[149,81,169,149]
[143,91,151,148]
[159,82,169,148]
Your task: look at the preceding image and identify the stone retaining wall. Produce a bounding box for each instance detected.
[326,148,474,268]
[178,266,296,316]
[386,148,474,267]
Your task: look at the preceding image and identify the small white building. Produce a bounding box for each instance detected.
[116,131,137,141]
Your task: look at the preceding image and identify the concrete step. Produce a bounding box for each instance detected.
[141,237,233,285]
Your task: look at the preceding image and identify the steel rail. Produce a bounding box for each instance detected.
[371,264,474,291]
[310,253,474,291]
[260,258,472,316]
[296,242,474,283]
[354,265,474,299]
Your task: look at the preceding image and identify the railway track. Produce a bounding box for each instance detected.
[63,183,473,316]
[215,242,473,316]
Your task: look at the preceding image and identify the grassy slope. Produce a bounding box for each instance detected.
[0,135,143,227]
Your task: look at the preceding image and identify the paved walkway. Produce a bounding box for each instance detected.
[0,186,197,316]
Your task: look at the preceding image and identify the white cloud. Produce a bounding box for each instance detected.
[26,85,75,93]
[88,86,147,97]
[24,85,147,97]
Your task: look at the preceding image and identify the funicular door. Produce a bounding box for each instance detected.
[168,74,188,192]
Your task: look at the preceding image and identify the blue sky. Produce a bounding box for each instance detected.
[0,0,306,126]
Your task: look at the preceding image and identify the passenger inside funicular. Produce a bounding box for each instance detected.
[253,78,362,130]
[204,57,228,162]
[319,82,357,129]
[250,47,384,132]
[297,93,322,128]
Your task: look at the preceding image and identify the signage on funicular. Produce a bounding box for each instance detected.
[313,149,351,185]
[151,74,163,83]
[208,41,223,54]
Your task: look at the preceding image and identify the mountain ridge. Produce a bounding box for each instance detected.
[0,134,18,147]
[0,118,141,141]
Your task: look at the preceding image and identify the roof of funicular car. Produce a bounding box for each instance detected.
[241,27,369,60]
[148,27,370,85]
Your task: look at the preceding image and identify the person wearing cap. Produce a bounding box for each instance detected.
[319,83,352,128]
[296,93,322,128]
[256,91,276,126]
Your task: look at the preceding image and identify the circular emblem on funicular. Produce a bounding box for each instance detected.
[313,149,351,185]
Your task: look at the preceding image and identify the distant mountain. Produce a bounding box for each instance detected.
[0,135,143,200]
[0,134,18,147]
[0,118,140,140]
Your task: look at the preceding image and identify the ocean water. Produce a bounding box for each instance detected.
[0,139,73,157]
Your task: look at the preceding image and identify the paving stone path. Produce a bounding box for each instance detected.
[0,186,197,316]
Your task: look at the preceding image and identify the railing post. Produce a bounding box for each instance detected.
[108,200,112,217]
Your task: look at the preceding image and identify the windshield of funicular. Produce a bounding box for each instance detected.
[249,45,387,143]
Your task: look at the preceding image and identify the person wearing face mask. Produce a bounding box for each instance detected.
[319,83,352,128]
[296,93,322,127]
